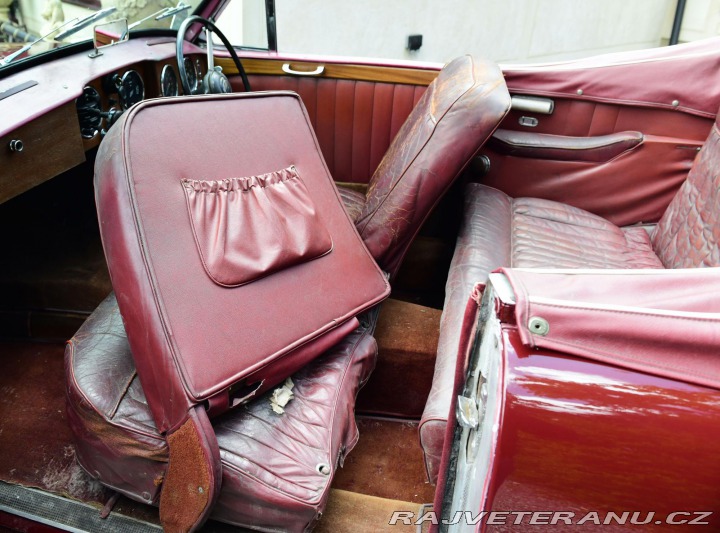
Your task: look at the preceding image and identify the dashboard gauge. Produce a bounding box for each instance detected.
[76,86,102,139]
[161,64,179,97]
[118,70,145,109]
[184,57,198,94]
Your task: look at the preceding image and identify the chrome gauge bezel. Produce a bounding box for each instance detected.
[118,70,145,110]
[160,64,179,97]
[76,85,102,139]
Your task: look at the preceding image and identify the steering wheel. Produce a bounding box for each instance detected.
[176,15,251,95]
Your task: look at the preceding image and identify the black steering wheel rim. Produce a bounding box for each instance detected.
[176,15,251,95]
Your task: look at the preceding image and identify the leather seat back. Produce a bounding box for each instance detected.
[652,118,720,268]
[354,55,511,276]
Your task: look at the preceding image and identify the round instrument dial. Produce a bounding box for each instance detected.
[161,64,179,97]
[184,57,198,94]
[76,86,102,139]
[118,70,145,109]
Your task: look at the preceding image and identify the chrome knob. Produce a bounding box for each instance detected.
[8,139,23,152]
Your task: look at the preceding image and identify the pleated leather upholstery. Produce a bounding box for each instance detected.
[66,293,377,532]
[247,75,425,184]
[422,123,720,479]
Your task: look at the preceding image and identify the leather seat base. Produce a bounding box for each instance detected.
[66,293,377,532]
[420,183,664,483]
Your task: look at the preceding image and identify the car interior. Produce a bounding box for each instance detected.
[2,11,720,531]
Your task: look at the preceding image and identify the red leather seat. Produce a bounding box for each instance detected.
[64,54,510,528]
[66,293,376,531]
[335,54,511,277]
[420,112,720,483]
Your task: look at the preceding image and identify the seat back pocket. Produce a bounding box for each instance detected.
[182,165,333,287]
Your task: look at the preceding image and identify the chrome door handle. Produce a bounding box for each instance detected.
[281,63,325,76]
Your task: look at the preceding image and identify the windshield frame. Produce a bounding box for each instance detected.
[0,0,211,75]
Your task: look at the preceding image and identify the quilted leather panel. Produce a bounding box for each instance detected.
[653,123,720,268]
[66,293,377,531]
[247,75,425,184]
[420,183,663,483]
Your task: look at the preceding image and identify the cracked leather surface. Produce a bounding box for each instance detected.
[337,186,366,222]
[420,183,665,483]
[653,123,720,268]
[66,293,377,531]
[355,55,511,277]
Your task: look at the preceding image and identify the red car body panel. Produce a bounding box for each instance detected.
[487,325,720,530]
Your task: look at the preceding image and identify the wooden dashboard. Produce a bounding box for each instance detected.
[0,38,206,204]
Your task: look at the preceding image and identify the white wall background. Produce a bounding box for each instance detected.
[274,0,677,64]
[15,0,720,64]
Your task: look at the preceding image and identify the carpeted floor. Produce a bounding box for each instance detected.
[0,342,437,531]
[0,342,108,505]
[357,299,441,418]
[332,417,437,504]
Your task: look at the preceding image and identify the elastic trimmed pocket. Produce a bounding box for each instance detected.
[182,165,333,287]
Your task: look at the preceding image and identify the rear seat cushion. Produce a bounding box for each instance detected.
[66,293,377,532]
[419,183,663,483]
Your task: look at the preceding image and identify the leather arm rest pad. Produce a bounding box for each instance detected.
[488,129,643,162]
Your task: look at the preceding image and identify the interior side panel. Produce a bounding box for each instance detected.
[500,99,713,139]
[480,98,711,225]
[230,74,425,184]
[485,41,720,224]
[480,135,701,226]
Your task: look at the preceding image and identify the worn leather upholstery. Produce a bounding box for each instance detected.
[421,111,720,483]
[653,122,720,268]
[351,55,510,276]
[419,185,660,482]
[251,57,510,278]
[66,293,377,532]
[337,187,366,222]
[95,93,389,437]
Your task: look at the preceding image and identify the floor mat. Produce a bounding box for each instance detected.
[0,342,108,505]
[333,417,436,504]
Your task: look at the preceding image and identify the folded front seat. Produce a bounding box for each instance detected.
[91,92,389,531]
[66,293,377,531]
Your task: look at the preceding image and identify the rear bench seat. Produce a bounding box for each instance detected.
[419,117,720,483]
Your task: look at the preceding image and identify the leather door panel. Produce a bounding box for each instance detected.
[476,39,720,225]
[481,134,701,226]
